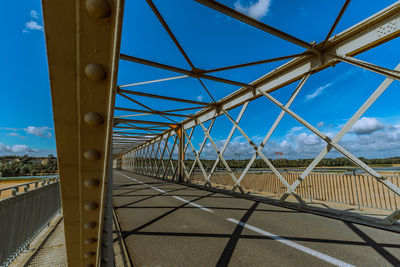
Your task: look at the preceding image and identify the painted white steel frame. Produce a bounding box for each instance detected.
[117,1,400,225]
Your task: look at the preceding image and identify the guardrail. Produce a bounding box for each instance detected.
[0,176,61,267]
[127,159,400,212]
[189,171,400,211]
[0,177,58,199]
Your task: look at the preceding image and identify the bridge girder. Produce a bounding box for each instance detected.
[42,0,124,266]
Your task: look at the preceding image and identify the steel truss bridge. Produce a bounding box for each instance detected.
[5,0,399,266]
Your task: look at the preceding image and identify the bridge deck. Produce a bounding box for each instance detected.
[113,171,400,266]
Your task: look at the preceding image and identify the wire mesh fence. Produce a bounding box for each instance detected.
[0,179,61,267]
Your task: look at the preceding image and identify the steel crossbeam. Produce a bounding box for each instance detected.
[183,126,212,184]
[235,75,310,204]
[114,1,400,228]
[195,0,314,51]
[163,135,178,179]
[252,65,400,209]
[155,133,171,177]
[331,54,400,81]
[207,102,248,184]
[196,119,244,192]
[187,119,215,177]
[220,109,296,194]
[259,90,384,180]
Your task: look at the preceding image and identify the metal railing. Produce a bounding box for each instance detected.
[188,171,400,211]
[0,177,61,267]
[0,177,58,199]
[126,157,400,212]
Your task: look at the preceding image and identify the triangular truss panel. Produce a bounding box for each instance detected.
[117,0,400,226]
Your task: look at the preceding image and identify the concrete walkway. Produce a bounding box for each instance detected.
[113,170,400,267]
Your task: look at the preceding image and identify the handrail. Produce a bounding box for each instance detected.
[0,178,61,266]
[0,176,59,196]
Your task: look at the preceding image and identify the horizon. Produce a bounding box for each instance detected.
[1,0,400,159]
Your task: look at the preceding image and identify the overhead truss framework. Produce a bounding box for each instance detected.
[43,1,400,265]
[115,0,400,226]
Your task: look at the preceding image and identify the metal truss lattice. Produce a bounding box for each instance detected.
[115,0,400,225]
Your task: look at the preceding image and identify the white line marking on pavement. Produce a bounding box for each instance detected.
[117,172,213,213]
[227,218,355,267]
[172,195,214,213]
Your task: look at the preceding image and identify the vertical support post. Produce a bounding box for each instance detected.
[307,177,312,203]
[41,0,124,265]
[100,146,114,267]
[177,125,185,183]
[352,171,361,210]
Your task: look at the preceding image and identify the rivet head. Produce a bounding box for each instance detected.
[85,0,110,18]
[84,222,96,229]
[84,112,103,126]
[85,63,106,81]
[84,238,97,245]
[84,150,101,161]
[84,179,100,189]
[85,202,98,211]
[84,251,96,259]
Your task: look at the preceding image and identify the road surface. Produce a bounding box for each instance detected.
[113,170,400,267]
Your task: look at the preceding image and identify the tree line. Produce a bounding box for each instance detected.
[182,156,400,169]
[0,155,58,177]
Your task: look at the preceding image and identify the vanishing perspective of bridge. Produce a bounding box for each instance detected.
[1,0,400,266]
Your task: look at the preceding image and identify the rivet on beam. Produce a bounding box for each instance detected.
[84,178,100,188]
[84,251,96,259]
[84,238,97,245]
[83,222,97,229]
[84,150,101,161]
[85,63,106,81]
[84,202,99,211]
[85,0,110,19]
[84,112,104,126]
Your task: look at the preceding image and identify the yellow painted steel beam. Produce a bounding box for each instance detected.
[42,0,124,266]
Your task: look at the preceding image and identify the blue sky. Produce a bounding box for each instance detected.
[1,1,55,156]
[1,0,400,159]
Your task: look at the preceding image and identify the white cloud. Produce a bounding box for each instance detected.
[30,10,39,19]
[305,83,331,101]
[234,0,272,20]
[196,95,203,102]
[0,143,38,155]
[188,118,400,160]
[317,121,325,128]
[288,126,303,134]
[341,123,400,158]
[7,132,20,137]
[24,21,43,31]
[195,139,253,160]
[24,126,53,138]
[0,127,19,131]
[350,117,384,135]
